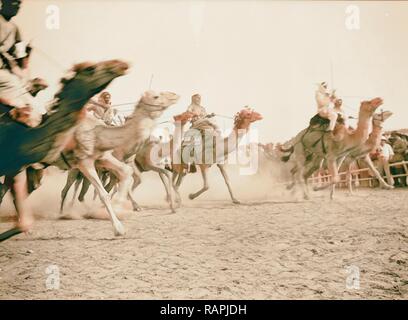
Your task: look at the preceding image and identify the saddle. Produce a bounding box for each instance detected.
[180,127,216,173]
[309,112,345,129]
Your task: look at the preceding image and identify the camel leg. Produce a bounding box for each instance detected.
[314,158,340,192]
[105,172,140,212]
[364,155,394,189]
[131,172,141,191]
[78,177,91,202]
[0,178,11,205]
[127,188,141,212]
[330,156,347,200]
[98,153,139,210]
[93,171,106,201]
[296,160,312,200]
[189,166,209,200]
[11,170,34,232]
[93,188,98,201]
[217,164,240,204]
[104,174,118,193]
[382,159,395,186]
[60,170,79,214]
[141,159,175,212]
[161,170,176,212]
[127,171,142,211]
[69,173,82,206]
[159,171,175,207]
[347,163,354,195]
[158,172,170,201]
[173,171,185,205]
[297,170,310,200]
[290,143,313,200]
[173,171,185,190]
[78,159,125,236]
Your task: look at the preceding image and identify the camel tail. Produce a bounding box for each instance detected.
[280,145,294,162]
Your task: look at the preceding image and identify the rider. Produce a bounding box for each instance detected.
[186,93,219,132]
[74,91,116,160]
[315,82,337,132]
[0,0,41,127]
[333,97,346,120]
[87,91,116,126]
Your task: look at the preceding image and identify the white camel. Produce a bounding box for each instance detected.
[53,90,179,236]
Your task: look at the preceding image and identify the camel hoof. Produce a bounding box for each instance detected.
[303,194,310,200]
[232,199,241,204]
[188,194,196,200]
[382,185,394,190]
[113,222,125,237]
[133,206,142,212]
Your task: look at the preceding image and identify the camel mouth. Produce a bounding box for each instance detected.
[251,112,263,121]
[108,60,129,76]
[162,92,180,104]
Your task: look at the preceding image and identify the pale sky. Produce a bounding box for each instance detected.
[15,0,408,142]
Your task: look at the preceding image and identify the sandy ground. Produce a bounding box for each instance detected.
[1,169,408,300]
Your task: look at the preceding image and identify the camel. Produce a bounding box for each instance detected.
[170,108,263,204]
[127,110,195,206]
[50,90,179,236]
[0,59,129,241]
[59,167,108,214]
[281,98,384,199]
[330,110,393,197]
[61,111,194,213]
[59,103,125,214]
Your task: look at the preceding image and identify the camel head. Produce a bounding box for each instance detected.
[138,90,180,119]
[359,97,384,116]
[28,78,49,97]
[50,60,129,112]
[233,107,263,130]
[372,110,393,128]
[173,111,195,125]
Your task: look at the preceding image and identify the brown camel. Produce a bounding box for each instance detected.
[331,110,393,197]
[51,91,179,235]
[282,98,384,199]
[170,108,263,204]
[0,60,129,240]
[99,110,195,211]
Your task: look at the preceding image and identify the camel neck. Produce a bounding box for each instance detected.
[352,110,372,143]
[102,105,157,160]
[221,124,249,158]
[366,124,383,148]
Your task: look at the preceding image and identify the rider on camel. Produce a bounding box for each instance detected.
[187,93,219,132]
[315,81,337,132]
[0,0,43,127]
